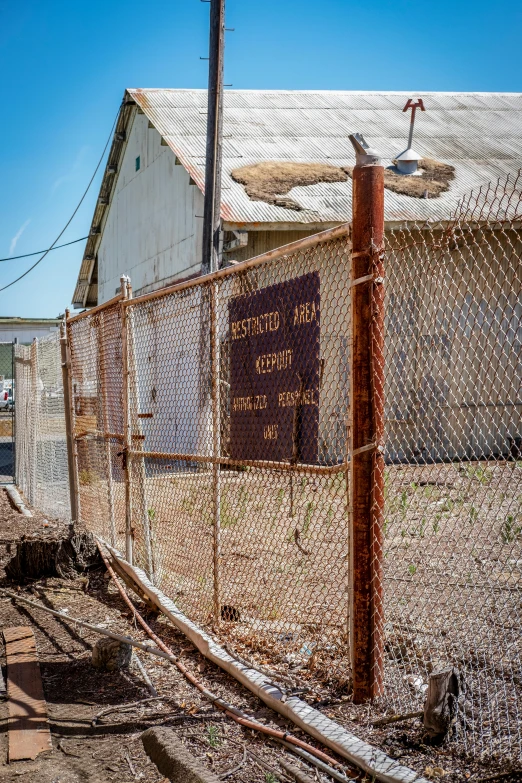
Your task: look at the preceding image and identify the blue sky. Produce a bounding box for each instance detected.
[0,0,520,317]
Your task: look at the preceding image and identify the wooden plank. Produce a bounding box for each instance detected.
[3,626,52,761]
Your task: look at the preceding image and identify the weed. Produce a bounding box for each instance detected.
[469,506,478,524]
[501,515,522,544]
[419,518,426,538]
[303,501,314,535]
[79,469,96,485]
[207,725,220,748]
[433,519,440,534]
[181,487,198,515]
[408,564,417,576]
[440,498,454,513]
[265,775,279,783]
[400,490,409,515]
[147,507,156,522]
[466,465,492,484]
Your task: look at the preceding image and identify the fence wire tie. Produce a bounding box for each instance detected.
[351,242,385,260]
[351,442,384,456]
[351,274,384,288]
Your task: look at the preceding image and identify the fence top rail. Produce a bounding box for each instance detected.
[126,222,351,308]
[68,222,351,323]
[67,292,125,325]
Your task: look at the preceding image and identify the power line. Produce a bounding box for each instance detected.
[0,104,122,293]
[0,235,89,262]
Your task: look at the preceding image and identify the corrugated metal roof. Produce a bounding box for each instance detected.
[129,88,522,226]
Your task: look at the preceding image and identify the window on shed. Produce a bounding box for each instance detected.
[135,155,141,171]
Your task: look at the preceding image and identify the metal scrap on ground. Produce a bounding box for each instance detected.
[3,626,52,762]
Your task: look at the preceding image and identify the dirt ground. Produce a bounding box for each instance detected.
[0,488,520,783]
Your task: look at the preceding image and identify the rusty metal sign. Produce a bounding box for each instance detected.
[228,271,320,463]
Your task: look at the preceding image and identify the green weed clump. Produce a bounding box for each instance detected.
[501,515,521,544]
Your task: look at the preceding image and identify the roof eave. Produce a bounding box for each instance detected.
[71,90,138,309]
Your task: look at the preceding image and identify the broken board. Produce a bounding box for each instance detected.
[3,626,52,761]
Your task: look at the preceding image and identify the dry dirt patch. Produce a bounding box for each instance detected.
[344,158,455,198]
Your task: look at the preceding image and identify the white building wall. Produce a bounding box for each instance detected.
[98,110,204,304]
[0,323,60,343]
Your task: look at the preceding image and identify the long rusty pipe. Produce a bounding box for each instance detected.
[95,542,344,771]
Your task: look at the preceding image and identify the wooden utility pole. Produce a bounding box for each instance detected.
[202,0,226,274]
[348,134,385,703]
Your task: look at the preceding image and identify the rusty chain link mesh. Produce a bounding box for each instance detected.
[380,171,522,760]
[126,233,352,683]
[14,333,70,520]
[67,301,126,552]
[66,232,353,691]
[60,171,522,763]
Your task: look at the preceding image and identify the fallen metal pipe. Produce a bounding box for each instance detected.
[6,485,33,517]
[96,541,343,771]
[102,542,428,783]
[274,739,355,782]
[1,585,341,773]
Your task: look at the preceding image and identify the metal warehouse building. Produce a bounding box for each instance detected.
[72,89,522,462]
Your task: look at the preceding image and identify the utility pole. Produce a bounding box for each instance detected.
[202,0,226,274]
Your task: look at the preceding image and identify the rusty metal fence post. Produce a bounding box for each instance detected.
[60,319,80,523]
[126,295,155,581]
[349,134,385,703]
[121,275,134,563]
[210,281,222,625]
[97,311,116,545]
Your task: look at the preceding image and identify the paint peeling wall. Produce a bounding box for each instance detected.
[98,111,204,304]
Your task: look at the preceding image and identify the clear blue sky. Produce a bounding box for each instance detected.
[0,0,520,317]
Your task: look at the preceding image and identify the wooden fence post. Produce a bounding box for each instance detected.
[60,318,80,523]
[349,134,385,703]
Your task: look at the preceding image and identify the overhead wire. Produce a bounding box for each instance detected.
[0,235,89,262]
[0,103,122,293]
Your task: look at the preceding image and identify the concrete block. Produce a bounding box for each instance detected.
[142,727,221,783]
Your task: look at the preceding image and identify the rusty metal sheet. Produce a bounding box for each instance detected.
[228,271,320,463]
[3,626,52,762]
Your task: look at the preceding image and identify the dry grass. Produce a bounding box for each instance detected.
[344,158,455,198]
[231,161,348,211]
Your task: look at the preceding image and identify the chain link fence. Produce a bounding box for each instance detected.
[379,171,522,760]
[11,170,518,763]
[14,333,71,520]
[0,342,14,483]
